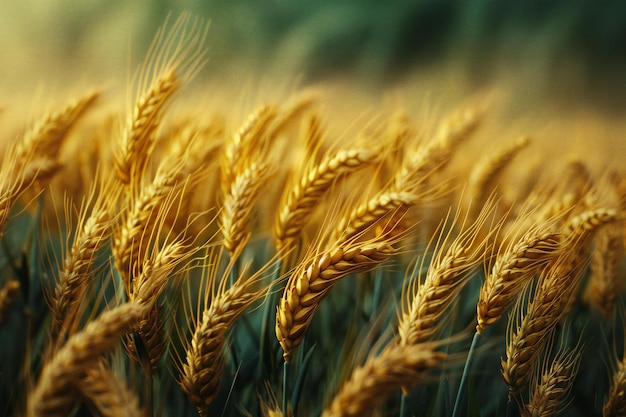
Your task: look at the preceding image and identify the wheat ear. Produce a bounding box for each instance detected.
[113,160,191,285]
[0,279,20,325]
[275,148,380,253]
[80,361,143,417]
[522,344,582,417]
[15,91,99,162]
[220,161,270,258]
[331,190,418,243]
[321,343,447,417]
[501,250,585,396]
[276,235,397,362]
[51,203,111,337]
[115,14,208,186]
[605,357,626,417]
[393,105,483,194]
[115,70,180,185]
[398,203,494,347]
[27,301,150,417]
[468,136,530,216]
[180,256,271,415]
[477,226,563,333]
[588,224,624,319]
[220,105,277,197]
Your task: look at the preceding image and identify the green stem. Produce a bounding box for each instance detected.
[283,361,290,415]
[452,332,480,417]
[400,392,408,417]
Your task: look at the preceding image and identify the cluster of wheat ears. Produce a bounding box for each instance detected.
[1,14,626,417]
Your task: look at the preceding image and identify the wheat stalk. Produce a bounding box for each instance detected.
[321,343,447,417]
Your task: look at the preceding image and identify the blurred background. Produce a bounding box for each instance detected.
[1,0,626,114]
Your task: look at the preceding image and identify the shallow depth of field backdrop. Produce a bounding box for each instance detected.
[2,1,626,417]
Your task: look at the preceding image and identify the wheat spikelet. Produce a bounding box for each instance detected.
[27,301,149,417]
[0,279,19,325]
[501,250,585,396]
[393,105,483,194]
[321,343,447,417]
[113,165,188,285]
[398,203,494,348]
[114,14,208,186]
[180,257,270,415]
[588,224,624,319]
[275,148,380,253]
[276,235,397,362]
[51,201,111,336]
[477,225,563,333]
[331,190,418,244]
[220,161,270,258]
[15,91,99,162]
[124,302,167,373]
[80,361,143,417]
[562,207,619,243]
[605,357,626,417]
[522,344,582,417]
[115,70,180,185]
[220,105,277,197]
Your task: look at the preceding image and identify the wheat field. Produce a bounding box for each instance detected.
[1,11,626,417]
